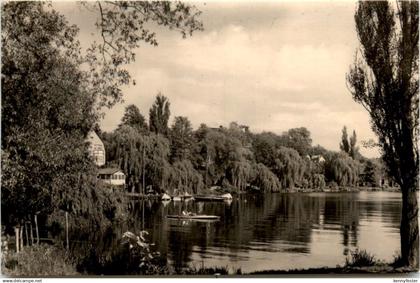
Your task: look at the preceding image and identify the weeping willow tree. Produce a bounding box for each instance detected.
[228,160,254,192]
[109,125,202,194]
[114,126,144,193]
[143,133,171,193]
[251,163,282,192]
[112,125,174,193]
[302,159,326,190]
[326,153,360,187]
[310,173,326,190]
[274,147,306,189]
[50,175,127,230]
[168,160,203,194]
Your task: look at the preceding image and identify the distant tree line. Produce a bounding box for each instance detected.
[99,96,390,195]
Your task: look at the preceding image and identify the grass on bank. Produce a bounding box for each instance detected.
[2,244,78,276]
[250,250,417,275]
[345,249,379,267]
[180,264,242,275]
[2,247,416,276]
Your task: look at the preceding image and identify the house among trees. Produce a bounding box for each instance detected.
[306,155,326,163]
[311,155,326,163]
[87,131,106,166]
[97,168,126,187]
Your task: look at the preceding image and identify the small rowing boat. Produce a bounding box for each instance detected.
[194,193,233,201]
[166,214,220,221]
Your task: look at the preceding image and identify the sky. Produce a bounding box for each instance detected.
[55,1,380,158]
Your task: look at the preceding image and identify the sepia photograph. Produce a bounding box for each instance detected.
[1,0,419,279]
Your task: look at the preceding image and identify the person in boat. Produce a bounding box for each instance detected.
[182,210,196,216]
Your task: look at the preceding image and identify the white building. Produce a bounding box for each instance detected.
[311,155,326,163]
[87,131,106,167]
[97,168,126,187]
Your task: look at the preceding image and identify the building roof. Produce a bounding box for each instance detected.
[87,131,104,147]
[98,168,124,175]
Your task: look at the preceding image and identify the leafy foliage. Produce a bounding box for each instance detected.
[120,231,164,274]
[274,147,306,189]
[170,116,194,162]
[252,132,277,168]
[340,126,350,153]
[1,2,96,225]
[1,0,202,227]
[169,160,203,195]
[81,1,203,109]
[119,104,148,132]
[285,127,312,156]
[347,1,418,189]
[340,126,359,159]
[361,159,381,187]
[149,93,171,136]
[325,153,360,187]
[251,163,282,193]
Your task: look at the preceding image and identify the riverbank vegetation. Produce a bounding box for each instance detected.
[99,98,391,197]
[2,244,78,276]
[2,243,409,276]
[250,250,414,275]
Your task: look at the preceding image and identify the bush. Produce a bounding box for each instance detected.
[75,230,171,275]
[120,231,167,274]
[2,244,78,276]
[391,253,404,268]
[345,249,377,267]
[328,181,339,190]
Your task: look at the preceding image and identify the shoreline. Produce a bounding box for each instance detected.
[247,265,418,275]
[126,187,401,199]
[283,186,400,194]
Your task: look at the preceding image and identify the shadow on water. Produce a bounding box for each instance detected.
[66,191,402,274]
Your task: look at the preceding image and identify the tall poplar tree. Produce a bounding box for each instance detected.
[347,1,419,268]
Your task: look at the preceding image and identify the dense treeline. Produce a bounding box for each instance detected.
[100,98,388,195]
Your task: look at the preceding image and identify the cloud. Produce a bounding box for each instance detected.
[56,1,380,158]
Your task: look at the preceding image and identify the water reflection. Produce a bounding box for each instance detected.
[69,191,402,274]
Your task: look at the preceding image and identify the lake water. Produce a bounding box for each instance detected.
[72,191,402,273]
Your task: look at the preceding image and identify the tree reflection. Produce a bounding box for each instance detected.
[64,192,401,273]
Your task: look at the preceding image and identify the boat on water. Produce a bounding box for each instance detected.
[170,192,194,201]
[166,214,220,221]
[183,192,193,199]
[161,193,171,201]
[222,193,233,199]
[167,210,220,221]
[170,189,194,201]
[194,193,233,201]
